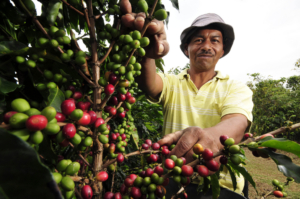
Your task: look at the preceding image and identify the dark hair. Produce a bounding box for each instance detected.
[185,24,225,45]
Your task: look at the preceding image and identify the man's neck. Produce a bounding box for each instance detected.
[187,68,217,90]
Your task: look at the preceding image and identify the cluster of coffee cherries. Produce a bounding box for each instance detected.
[271,177,294,198]
[52,158,83,198]
[4,98,60,145]
[247,133,275,158]
[13,25,71,71]
[193,135,242,177]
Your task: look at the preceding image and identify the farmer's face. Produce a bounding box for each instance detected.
[185,29,224,72]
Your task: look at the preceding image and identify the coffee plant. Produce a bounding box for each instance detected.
[0,0,299,199]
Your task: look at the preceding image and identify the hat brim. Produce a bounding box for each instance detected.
[180,22,235,58]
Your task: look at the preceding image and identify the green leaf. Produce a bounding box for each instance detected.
[130,126,139,151]
[259,137,300,158]
[0,41,27,56]
[38,134,57,166]
[0,77,21,95]
[145,123,156,132]
[229,162,258,194]
[47,87,65,112]
[169,0,179,10]
[46,1,62,25]
[225,164,237,191]
[210,174,220,199]
[155,58,164,73]
[0,128,61,199]
[262,148,300,183]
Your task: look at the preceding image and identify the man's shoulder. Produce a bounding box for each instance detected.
[216,71,252,93]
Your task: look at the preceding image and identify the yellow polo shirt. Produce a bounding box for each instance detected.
[148,69,253,194]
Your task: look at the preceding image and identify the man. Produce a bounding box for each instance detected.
[120,1,253,198]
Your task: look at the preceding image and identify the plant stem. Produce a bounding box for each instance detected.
[60,0,84,16]
[18,0,64,54]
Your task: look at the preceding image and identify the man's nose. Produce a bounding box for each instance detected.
[200,40,212,52]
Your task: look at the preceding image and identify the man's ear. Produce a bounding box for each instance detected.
[184,43,189,57]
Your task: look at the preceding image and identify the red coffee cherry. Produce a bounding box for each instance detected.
[55,112,66,122]
[73,91,83,100]
[120,184,128,195]
[117,93,126,101]
[114,192,122,199]
[197,165,209,177]
[219,135,229,145]
[220,155,228,165]
[87,110,97,125]
[142,143,149,150]
[61,100,76,116]
[181,165,193,177]
[124,178,134,187]
[105,84,115,95]
[244,133,253,139]
[77,112,91,126]
[129,174,137,181]
[125,92,132,100]
[94,118,105,128]
[154,166,164,176]
[81,185,93,199]
[145,168,154,177]
[180,157,186,165]
[118,111,126,118]
[149,154,158,163]
[3,111,18,124]
[96,171,108,182]
[76,101,87,111]
[127,96,136,104]
[205,159,220,172]
[161,148,170,156]
[62,123,76,139]
[202,148,214,161]
[103,192,114,199]
[184,192,188,199]
[109,73,118,85]
[108,96,118,106]
[131,187,142,199]
[26,115,48,131]
[273,190,283,198]
[151,143,160,150]
[145,139,152,146]
[117,154,124,163]
[164,159,175,170]
[109,107,117,116]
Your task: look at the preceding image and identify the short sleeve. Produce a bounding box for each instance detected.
[146,73,172,106]
[221,81,253,126]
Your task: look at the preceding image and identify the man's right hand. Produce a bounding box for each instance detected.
[120,0,169,59]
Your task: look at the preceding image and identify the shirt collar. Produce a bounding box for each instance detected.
[178,68,229,80]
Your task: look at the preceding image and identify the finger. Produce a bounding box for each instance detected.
[169,130,200,158]
[147,20,165,35]
[157,130,183,147]
[120,0,132,14]
[154,36,169,56]
[184,149,195,164]
[134,13,147,31]
[121,13,136,29]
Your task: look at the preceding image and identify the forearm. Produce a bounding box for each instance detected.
[135,57,163,99]
[204,115,248,150]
